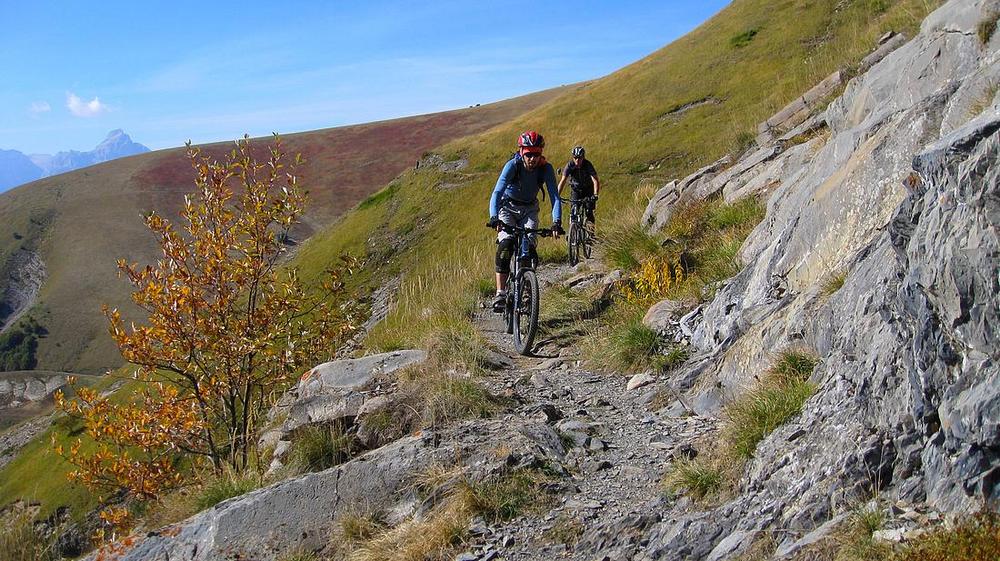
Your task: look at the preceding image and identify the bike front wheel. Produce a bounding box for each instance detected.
[513,270,540,355]
[568,223,580,266]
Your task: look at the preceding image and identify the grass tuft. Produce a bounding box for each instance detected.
[821,271,847,297]
[288,423,356,474]
[663,456,724,500]
[456,469,550,523]
[978,13,998,45]
[654,346,690,371]
[544,514,585,547]
[0,506,57,561]
[835,504,891,561]
[890,511,1000,561]
[338,509,386,543]
[347,468,549,561]
[590,316,662,372]
[967,80,999,119]
[397,365,504,429]
[194,468,264,512]
[722,349,818,460]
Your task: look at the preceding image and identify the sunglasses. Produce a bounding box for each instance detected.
[522,152,542,159]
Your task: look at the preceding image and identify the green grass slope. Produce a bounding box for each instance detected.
[292,0,941,352]
[0,88,566,374]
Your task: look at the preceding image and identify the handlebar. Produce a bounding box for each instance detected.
[487,222,554,237]
[557,196,597,203]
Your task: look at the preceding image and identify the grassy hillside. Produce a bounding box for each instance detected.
[291,0,941,354]
[0,88,566,374]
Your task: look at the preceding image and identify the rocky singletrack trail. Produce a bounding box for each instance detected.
[462,255,716,561]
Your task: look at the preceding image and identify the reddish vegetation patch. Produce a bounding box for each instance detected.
[130,96,558,227]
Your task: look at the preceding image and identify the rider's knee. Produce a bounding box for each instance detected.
[495,238,515,273]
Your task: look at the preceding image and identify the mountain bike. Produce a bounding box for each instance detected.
[562,195,596,266]
[490,222,553,355]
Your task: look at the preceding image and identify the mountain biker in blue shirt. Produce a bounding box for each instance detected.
[487,130,562,312]
[557,145,600,229]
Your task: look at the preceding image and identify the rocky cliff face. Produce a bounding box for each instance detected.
[626,0,999,557]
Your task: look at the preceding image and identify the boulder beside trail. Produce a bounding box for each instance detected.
[104,419,565,561]
[286,350,427,432]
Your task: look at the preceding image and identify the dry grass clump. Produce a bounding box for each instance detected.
[348,499,469,561]
[722,349,818,461]
[193,468,266,512]
[820,270,847,297]
[834,504,892,561]
[337,509,386,543]
[376,365,505,433]
[889,512,1000,561]
[967,80,999,119]
[347,469,550,561]
[0,505,57,561]
[978,12,998,45]
[544,513,585,547]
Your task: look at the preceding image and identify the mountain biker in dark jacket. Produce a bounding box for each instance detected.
[557,145,600,227]
[487,130,562,311]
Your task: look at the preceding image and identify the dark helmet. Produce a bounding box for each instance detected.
[518,130,545,152]
[572,146,585,158]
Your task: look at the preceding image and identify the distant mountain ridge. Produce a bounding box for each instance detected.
[0,130,149,192]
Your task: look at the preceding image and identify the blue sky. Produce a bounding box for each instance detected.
[0,1,728,155]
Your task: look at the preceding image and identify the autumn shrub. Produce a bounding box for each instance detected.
[54,136,360,536]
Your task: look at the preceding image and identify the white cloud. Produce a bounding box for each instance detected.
[66,92,109,117]
[29,101,51,114]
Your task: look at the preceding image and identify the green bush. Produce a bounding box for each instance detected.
[730,28,760,48]
[0,317,45,371]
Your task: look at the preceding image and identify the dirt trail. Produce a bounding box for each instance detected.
[466,254,714,560]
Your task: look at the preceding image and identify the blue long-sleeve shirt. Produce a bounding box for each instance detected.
[489,156,561,223]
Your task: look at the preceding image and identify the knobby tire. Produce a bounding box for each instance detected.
[513,270,540,355]
[568,223,580,266]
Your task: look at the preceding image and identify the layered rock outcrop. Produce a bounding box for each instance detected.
[629,0,1000,558]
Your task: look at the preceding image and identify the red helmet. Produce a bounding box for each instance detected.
[517,130,545,152]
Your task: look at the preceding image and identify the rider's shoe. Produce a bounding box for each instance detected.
[492,292,506,313]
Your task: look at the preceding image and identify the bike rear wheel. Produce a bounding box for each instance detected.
[513,270,540,355]
[582,225,593,259]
